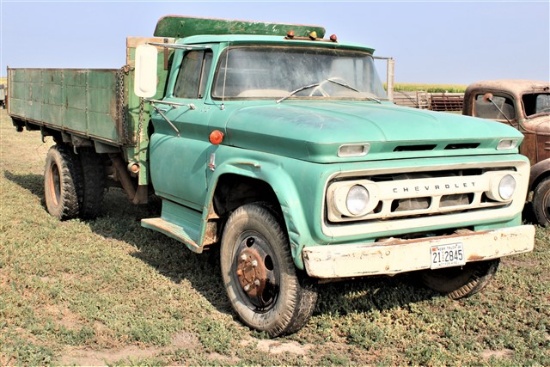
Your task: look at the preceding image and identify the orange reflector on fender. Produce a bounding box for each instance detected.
[209,130,224,145]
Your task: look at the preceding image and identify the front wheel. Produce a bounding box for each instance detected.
[220,203,318,337]
[532,178,550,227]
[421,259,500,299]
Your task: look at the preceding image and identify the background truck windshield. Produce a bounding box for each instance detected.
[212,45,387,100]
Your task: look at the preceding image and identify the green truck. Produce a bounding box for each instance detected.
[7,16,535,337]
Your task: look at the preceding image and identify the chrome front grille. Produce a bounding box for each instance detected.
[326,167,518,223]
[322,159,530,238]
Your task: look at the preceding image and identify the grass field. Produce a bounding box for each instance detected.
[0,108,549,366]
[392,83,467,93]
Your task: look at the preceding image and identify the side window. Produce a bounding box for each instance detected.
[523,93,550,116]
[173,50,212,99]
[474,94,515,121]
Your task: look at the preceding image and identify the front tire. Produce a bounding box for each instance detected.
[220,203,318,337]
[421,259,500,299]
[533,178,550,227]
[44,145,81,220]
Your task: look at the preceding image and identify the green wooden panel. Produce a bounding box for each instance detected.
[64,70,87,87]
[66,85,87,110]
[44,83,63,105]
[154,15,325,39]
[64,107,87,133]
[86,70,118,140]
[8,68,121,143]
[42,104,63,126]
[12,82,27,101]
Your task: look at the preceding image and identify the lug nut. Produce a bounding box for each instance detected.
[240,254,248,261]
[251,260,258,267]
[244,284,250,291]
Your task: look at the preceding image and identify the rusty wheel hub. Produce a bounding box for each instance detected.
[236,246,267,298]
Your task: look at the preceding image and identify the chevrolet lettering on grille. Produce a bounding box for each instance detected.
[392,181,476,194]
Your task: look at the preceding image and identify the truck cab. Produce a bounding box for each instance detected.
[463,80,550,226]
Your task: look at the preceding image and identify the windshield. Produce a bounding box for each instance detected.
[212,46,387,100]
[522,93,550,117]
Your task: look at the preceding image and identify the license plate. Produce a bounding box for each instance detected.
[430,242,466,269]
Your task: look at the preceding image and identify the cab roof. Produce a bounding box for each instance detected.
[175,34,376,54]
[465,80,550,97]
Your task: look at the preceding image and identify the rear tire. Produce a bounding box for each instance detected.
[220,203,318,337]
[44,145,81,220]
[78,148,105,219]
[533,178,550,227]
[421,259,500,299]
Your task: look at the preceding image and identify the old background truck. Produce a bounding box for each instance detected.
[7,16,534,337]
[462,80,550,227]
[0,83,6,109]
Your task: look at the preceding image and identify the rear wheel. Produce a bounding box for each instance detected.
[44,145,81,220]
[421,259,500,299]
[220,203,318,337]
[78,148,105,219]
[533,178,550,227]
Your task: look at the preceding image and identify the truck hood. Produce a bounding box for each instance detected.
[223,101,524,163]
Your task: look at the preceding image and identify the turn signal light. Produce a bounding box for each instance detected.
[209,130,224,145]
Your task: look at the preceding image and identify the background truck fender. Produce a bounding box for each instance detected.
[529,157,550,189]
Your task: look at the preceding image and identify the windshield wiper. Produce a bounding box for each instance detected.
[326,78,381,103]
[276,78,382,104]
[325,78,359,92]
[276,83,320,104]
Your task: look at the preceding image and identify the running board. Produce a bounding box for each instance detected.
[141,200,203,253]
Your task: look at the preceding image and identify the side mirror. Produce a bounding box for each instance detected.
[134,44,158,98]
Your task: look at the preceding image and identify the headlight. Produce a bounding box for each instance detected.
[327,181,379,220]
[498,174,516,200]
[346,185,370,215]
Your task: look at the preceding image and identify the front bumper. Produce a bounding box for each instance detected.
[302,225,535,279]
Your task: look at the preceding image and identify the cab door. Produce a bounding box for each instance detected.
[149,48,214,210]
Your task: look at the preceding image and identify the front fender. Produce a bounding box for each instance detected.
[204,154,317,270]
[530,157,550,190]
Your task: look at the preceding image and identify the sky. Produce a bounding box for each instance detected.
[1,1,549,85]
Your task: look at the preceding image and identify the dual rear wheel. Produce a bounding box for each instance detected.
[44,144,105,220]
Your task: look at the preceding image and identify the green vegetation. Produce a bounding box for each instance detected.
[1,110,548,365]
[393,83,467,93]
